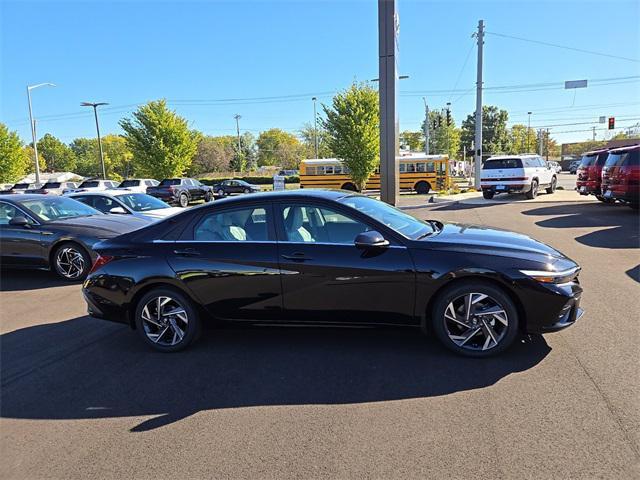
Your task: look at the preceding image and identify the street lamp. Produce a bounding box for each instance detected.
[27,83,56,185]
[312,97,319,158]
[527,111,532,152]
[81,102,109,179]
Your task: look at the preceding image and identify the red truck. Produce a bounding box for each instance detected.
[601,144,640,210]
[575,148,610,201]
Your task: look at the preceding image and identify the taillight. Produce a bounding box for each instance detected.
[89,254,113,274]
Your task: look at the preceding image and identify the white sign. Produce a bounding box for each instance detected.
[273,175,285,191]
[565,79,588,89]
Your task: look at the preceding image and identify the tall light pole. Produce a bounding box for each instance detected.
[234,114,242,171]
[81,102,108,179]
[312,97,319,158]
[473,20,484,190]
[27,83,56,185]
[527,111,532,152]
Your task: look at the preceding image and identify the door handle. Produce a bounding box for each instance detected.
[281,252,312,261]
[173,248,201,257]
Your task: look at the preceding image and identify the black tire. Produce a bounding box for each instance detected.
[341,182,357,191]
[51,242,91,281]
[482,190,495,200]
[430,281,520,358]
[134,288,201,352]
[243,188,250,194]
[525,180,539,199]
[217,189,225,196]
[415,181,431,195]
[178,193,189,208]
[545,176,557,194]
[204,191,213,202]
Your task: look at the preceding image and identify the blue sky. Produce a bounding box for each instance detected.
[1,0,639,147]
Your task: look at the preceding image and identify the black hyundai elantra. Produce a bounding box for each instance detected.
[83,190,584,357]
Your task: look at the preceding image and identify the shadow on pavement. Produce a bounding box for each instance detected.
[0,269,76,292]
[522,203,639,249]
[0,317,550,432]
[626,265,640,283]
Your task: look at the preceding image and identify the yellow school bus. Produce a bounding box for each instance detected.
[299,153,449,194]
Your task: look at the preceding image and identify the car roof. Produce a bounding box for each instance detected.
[609,144,639,154]
[0,194,72,202]
[206,188,350,206]
[583,148,610,156]
[69,191,133,197]
[485,154,540,160]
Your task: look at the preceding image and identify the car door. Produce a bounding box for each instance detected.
[275,201,416,325]
[165,203,283,320]
[0,202,46,267]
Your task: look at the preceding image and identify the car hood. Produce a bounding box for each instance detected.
[139,207,183,219]
[46,214,151,238]
[420,222,572,265]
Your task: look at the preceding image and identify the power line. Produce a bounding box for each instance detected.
[447,40,476,103]
[485,31,640,63]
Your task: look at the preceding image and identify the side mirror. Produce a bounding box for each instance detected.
[9,216,30,227]
[109,206,127,214]
[355,230,389,249]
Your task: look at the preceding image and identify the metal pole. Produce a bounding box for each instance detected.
[527,111,532,151]
[592,126,596,141]
[92,106,107,179]
[26,87,41,185]
[546,128,550,161]
[378,0,399,205]
[234,114,242,171]
[538,129,543,155]
[474,19,484,189]
[423,98,429,155]
[446,102,451,157]
[312,97,319,158]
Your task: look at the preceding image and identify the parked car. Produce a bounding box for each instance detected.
[25,181,79,195]
[480,154,557,199]
[69,191,183,220]
[116,178,160,193]
[0,194,150,280]
[547,161,562,174]
[0,183,36,195]
[601,144,639,209]
[83,189,583,357]
[212,179,261,196]
[575,148,610,201]
[569,161,581,174]
[63,178,119,194]
[146,178,214,207]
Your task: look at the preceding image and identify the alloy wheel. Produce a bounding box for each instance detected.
[140,296,189,347]
[443,292,509,352]
[55,246,86,279]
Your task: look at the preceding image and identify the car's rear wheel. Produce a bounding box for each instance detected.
[431,281,519,357]
[341,182,357,191]
[482,190,494,200]
[545,176,557,194]
[525,180,538,199]
[134,288,201,352]
[178,193,189,208]
[52,242,91,281]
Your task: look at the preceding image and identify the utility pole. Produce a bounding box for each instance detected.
[378,0,399,205]
[473,20,484,190]
[81,102,108,179]
[592,126,596,141]
[538,129,544,155]
[312,97,319,158]
[423,98,429,154]
[527,111,532,152]
[27,83,56,185]
[234,114,242,171]
[546,128,550,161]
[446,102,451,157]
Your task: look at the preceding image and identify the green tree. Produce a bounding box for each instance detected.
[256,128,305,169]
[101,135,133,180]
[0,123,30,183]
[322,82,379,191]
[400,131,424,151]
[37,133,77,172]
[460,105,510,155]
[507,124,539,154]
[70,137,100,177]
[22,146,46,174]
[422,112,461,159]
[190,135,236,175]
[119,99,199,178]
[299,122,334,158]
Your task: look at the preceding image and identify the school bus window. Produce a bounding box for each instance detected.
[325,166,334,174]
[406,163,416,173]
[426,162,435,173]
[399,163,406,173]
[438,162,446,174]
[306,166,316,175]
[416,162,426,172]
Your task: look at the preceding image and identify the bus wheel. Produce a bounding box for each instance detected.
[341,182,357,191]
[415,181,431,195]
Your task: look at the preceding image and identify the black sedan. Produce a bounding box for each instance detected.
[212,179,260,196]
[0,194,150,280]
[83,190,584,357]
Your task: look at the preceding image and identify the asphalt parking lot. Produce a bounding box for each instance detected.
[1,195,639,479]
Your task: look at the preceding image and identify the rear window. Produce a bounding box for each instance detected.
[604,151,639,168]
[13,183,30,189]
[80,181,99,188]
[43,182,61,188]
[160,179,181,186]
[623,150,639,166]
[119,180,140,187]
[579,155,597,167]
[483,158,523,169]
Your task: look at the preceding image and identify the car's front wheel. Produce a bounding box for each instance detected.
[52,242,91,281]
[204,191,213,202]
[243,188,250,194]
[430,281,519,357]
[178,193,189,208]
[134,288,201,352]
[217,189,225,196]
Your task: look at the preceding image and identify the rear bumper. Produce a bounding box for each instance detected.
[481,184,529,194]
[83,288,130,326]
[575,180,600,195]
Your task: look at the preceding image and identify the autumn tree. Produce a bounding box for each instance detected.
[256,128,305,169]
[0,123,30,183]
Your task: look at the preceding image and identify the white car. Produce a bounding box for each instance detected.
[63,179,119,194]
[480,154,557,200]
[115,178,159,193]
[68,191,183,220]
[547,161,562,175]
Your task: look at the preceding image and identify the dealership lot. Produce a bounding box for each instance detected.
[1,198,638,479]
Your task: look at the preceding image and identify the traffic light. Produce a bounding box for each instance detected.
[437,116,442,128]
[608,117,615,130]
[446,109,451,126]
[432,119,437,130]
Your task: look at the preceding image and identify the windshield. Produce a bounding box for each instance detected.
[116,193,170,212]
[338,195,434,239]
[579,154,597,167]
[13,183,30,189]
[43,182,61,188]
[483,158,523,169]
[119,180,140,187]
[160,179,181,186]
[79,181,99,188]
[19,196,101,221]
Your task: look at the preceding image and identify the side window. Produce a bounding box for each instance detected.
[92,196,117,213]
[0,203,18,225]
[426,161,435,173]
[406,163,416,173]
[281,205,369,244]
[416,163,426,172]
[399,163,406,173]
[194,207,268,242]
[73,196,92,207]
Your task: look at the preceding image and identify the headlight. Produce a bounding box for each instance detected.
[519,266,580,284]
